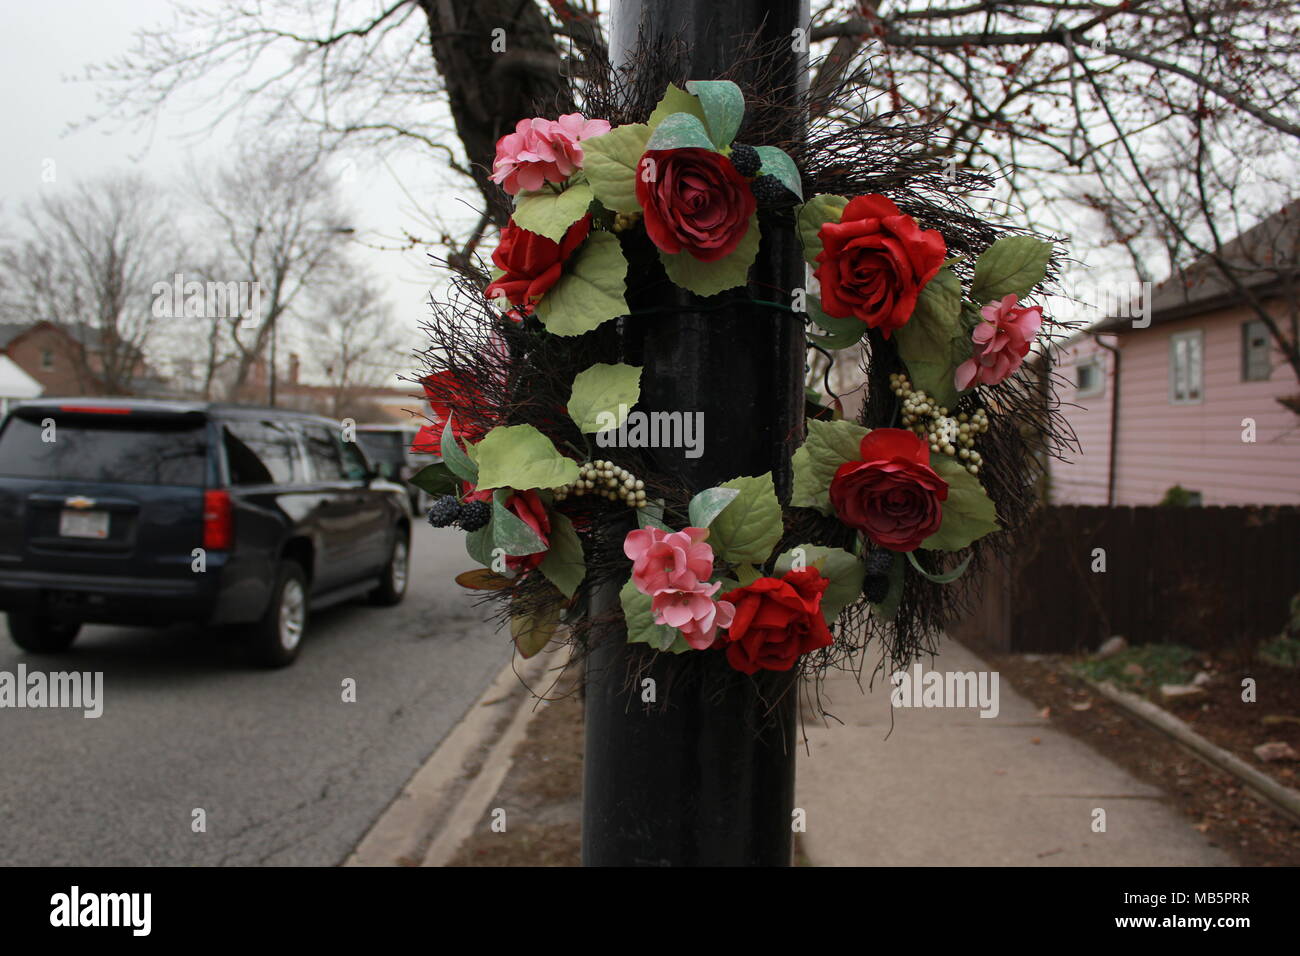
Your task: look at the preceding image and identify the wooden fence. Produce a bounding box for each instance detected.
[950,505,1300,655]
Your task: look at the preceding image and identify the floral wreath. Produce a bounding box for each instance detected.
[413,78,1061,681]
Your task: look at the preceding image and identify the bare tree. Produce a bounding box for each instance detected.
[0,174,179,394]
[88,1,1300,365]
[192,146,354,400]
[307,279,405,419]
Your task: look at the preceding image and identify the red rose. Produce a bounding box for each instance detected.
[828,428,948,552]
[484,215,592,306]
[718,568,834,674]
[420,370,489,445]
[814,195,946,338]
[501,489,551,573]
[636,148,756,262]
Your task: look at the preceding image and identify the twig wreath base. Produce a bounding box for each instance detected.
[410,31,1078,714]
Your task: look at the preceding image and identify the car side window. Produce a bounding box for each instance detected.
[224,420,301,485]
[303,425,347,482]
[338,437,371,481]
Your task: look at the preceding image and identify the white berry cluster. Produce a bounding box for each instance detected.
[553,460,647,507]
[889,372,990,476]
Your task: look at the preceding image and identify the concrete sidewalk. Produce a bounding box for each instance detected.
[796,638,1233,866]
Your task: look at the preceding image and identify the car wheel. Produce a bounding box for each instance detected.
[247,561,308,668]
[7,613,82,654]
[369,532,410,606]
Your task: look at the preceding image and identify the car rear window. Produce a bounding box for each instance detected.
[356,430,406,462]
[0,416,209,486]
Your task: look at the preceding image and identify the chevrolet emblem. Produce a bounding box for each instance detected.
[65,496,96,510]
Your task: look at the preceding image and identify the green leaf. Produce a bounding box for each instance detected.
[895,267,965,409]
[922,455,1000,551]
[538,512,585,598]
[440,416,478,483]
[620,576,677,652]
[645,112,716,151]
[686,79,744,148]
[466,521,495,569]
[409,462,459,496]
[582,123,650,214]
[734,562,762,586]
[474,424,579,491]
[536,232,629,336]
[637,498,671,532]
[511,183,594,242]
[870,552,906,621]
[796,194,848,265]
[807,296,866,350]
[774,544,866,626]
[708,472,783,565]
[905,550,973,584]
[568,362,642,434]
[790,417,871,514]
[659,214,759,296]
[754,146,803,200]
[491,489,547,556]
[687,487,740,529]
[969,236,1052,304]
[648,83,706,131]
[511,597,561,658]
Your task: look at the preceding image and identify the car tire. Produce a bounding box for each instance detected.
[247,561,309,668]
[8,613,82,654]
[369,532,410,606]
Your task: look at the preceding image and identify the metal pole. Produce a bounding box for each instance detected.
[582,0,809,867]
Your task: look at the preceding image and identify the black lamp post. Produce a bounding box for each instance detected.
[581,0,809,867]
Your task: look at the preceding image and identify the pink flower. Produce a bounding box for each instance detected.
[490,113,612,195]
[651,583,737,650]
[954,294,1045,391]
[623,526,716,596]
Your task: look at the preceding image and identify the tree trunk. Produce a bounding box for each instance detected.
[417,0,573,228]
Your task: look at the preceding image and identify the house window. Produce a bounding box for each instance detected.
[1242,320,1272,381]
[1170,330,1203,404]
[1075,358,1104,398]
[40,349,54,371]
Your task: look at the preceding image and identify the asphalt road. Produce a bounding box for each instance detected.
[0,525,510,866]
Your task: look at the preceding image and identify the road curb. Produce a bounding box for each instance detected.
[345,651,549,866]
[1085,677,1300,825]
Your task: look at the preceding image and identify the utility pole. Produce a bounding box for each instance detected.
[582,0,809,866]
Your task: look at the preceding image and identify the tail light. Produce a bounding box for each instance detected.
[203,490,233,550]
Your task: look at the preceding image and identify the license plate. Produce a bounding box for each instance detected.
[59,509,110,539]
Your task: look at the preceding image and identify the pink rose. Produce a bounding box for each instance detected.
[490,113,612,195]
[955,294,1045,390]
[623,526,715,595]
[651,582,736,650]
[622,526,734,649]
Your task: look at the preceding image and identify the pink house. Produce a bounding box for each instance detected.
[1050,203,1300,506]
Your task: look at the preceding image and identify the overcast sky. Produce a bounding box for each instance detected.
[0,0,473,386]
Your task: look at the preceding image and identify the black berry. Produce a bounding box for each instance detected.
[729,144,761,177]
[863,575,890,604]
[458,499,492,532]
[750,174,796,205]
[864,549,894,577]
[426,495,461,528]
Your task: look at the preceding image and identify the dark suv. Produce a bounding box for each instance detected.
[0,399,411,666]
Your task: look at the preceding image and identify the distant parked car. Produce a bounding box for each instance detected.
[355,423,438,515]
[0,399,411,667]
